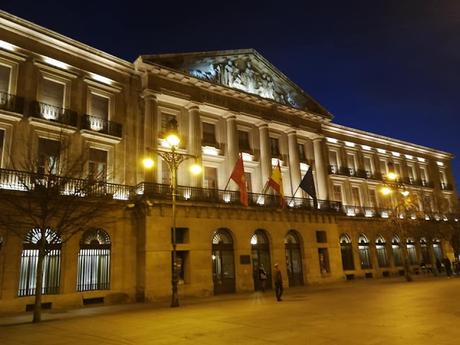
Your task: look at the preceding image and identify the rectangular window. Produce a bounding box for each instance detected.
[171,227,189,244]
[380,160,387,174]
[204,167,218,189]
[439,170,447,188]
[0,129,4,167]
[369,189,377,208]
[88,148,107,181]
[161,162,170,185]
[202,122,216,146]
[318,248,330,274]
[161,113,176,132]
[363,157,373,177]
[38,138,60,175]
[420,166,428,185]
[244,172,252,193]
[0,64,11,93]
[351,187,361,206]
[316,231,327,243]
[394,163,401,177]
[41,78,64,108]
[298,143,307,162]
[407,165,416,183]
[347,154,356,175]
[238,130,251,152]
[91,94,109,120]
[270,137,280,157]
[333,185,342,203]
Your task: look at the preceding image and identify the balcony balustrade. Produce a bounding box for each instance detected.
[81,114,122,138]
[0,168,131,200]
[29,101,78,127]
[0,91,24,114]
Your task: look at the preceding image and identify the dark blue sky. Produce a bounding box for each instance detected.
[3,1,460,188]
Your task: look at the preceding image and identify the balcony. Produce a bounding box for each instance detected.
[441,182,453,191]
[0,168,131,200]
[0,91,24,114]
[136,182,343,213]
[81,114,122,138]
[29,101,78,127]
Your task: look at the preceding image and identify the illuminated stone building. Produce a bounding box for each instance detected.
[0,11,458,312]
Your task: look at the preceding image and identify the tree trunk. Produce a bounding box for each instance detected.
[400,237,413,282]
[33,234,46,323]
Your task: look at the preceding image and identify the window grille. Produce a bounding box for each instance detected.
[77,229,111,292]
[18,228,61,297]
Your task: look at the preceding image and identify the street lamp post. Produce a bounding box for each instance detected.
[143,119,201,307]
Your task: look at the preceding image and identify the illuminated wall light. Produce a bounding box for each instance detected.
[405,154,413,160]
[344,141,355,147]
[417,157,426,162]
[392,152,401,157]
[90,73,113,85]
[381,211,389,218]
[242,152,253,162]
[377,148,386,154]
[326,137,338,144]
[436,161,444,166]
[364,210,374,217]
[256,195,265,205]
[361,145,371,151]
[0,40,16,51]
[202,146,219,156]
[43,56,68,70]
[223,192,231,203]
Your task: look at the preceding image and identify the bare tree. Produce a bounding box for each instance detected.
[0,130,122,323]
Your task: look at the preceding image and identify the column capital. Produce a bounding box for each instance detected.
[312,135,325,142]
[185,102,200,111]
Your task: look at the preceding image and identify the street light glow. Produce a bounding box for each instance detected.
[387,172,398,181]
[381,186,392,195]
[190,163,202,175]
[166,133,180,147]
[143,157,154,169]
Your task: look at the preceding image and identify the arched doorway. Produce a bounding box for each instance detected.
[392,235,403,267]
[433,238,443,261]
[212,229,235,294]
[251,229,271,291]
[285,230,303,286]
[375,235,389,267]
[406,238,418,265]
[18,228,61,297]
[358,234,372,269]
[340,233,354,270]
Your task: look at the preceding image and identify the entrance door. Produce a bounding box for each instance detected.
[212,229,235,294]
[285,231,304,286]
[251,229,272,291]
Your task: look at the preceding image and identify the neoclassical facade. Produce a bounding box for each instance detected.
[0,11,458,312]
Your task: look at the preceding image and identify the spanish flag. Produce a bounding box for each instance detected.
[268,161,285,207]
[230,154,249,207]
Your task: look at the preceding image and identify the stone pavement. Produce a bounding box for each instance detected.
[1,276,460,344]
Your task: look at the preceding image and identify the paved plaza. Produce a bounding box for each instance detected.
[1,276,460,344]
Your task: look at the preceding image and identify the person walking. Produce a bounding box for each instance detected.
[273,263,283,302]
[443,257,452,277]
[258,265,267,292]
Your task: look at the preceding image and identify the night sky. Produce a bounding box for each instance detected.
[3,1,460,188]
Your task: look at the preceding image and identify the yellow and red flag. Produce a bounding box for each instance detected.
[230,155,248,207]
[268,161,285,207]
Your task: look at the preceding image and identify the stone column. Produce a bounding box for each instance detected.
[258,123,271,190]
[313,137,329,201]
[143,92,158,183]
[188,105,202,187]
[287,131,301,197]
[226,114,238,175]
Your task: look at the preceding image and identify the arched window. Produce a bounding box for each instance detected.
[285,230,304,286]
[77,229,111,291]
[18,228,61,297]
[251,229,272,291]
[358,234,372,269]
[212,228,235,294]
[433,238,443,261]
[420,238,430,264]
[340,234,354,270]
[375,235,389,267]
[392,235,403,266]
[406,238,418,265]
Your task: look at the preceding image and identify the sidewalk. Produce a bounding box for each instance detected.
[0,274,450,326]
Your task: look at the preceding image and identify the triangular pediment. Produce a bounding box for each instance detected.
[142,49,331,118]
